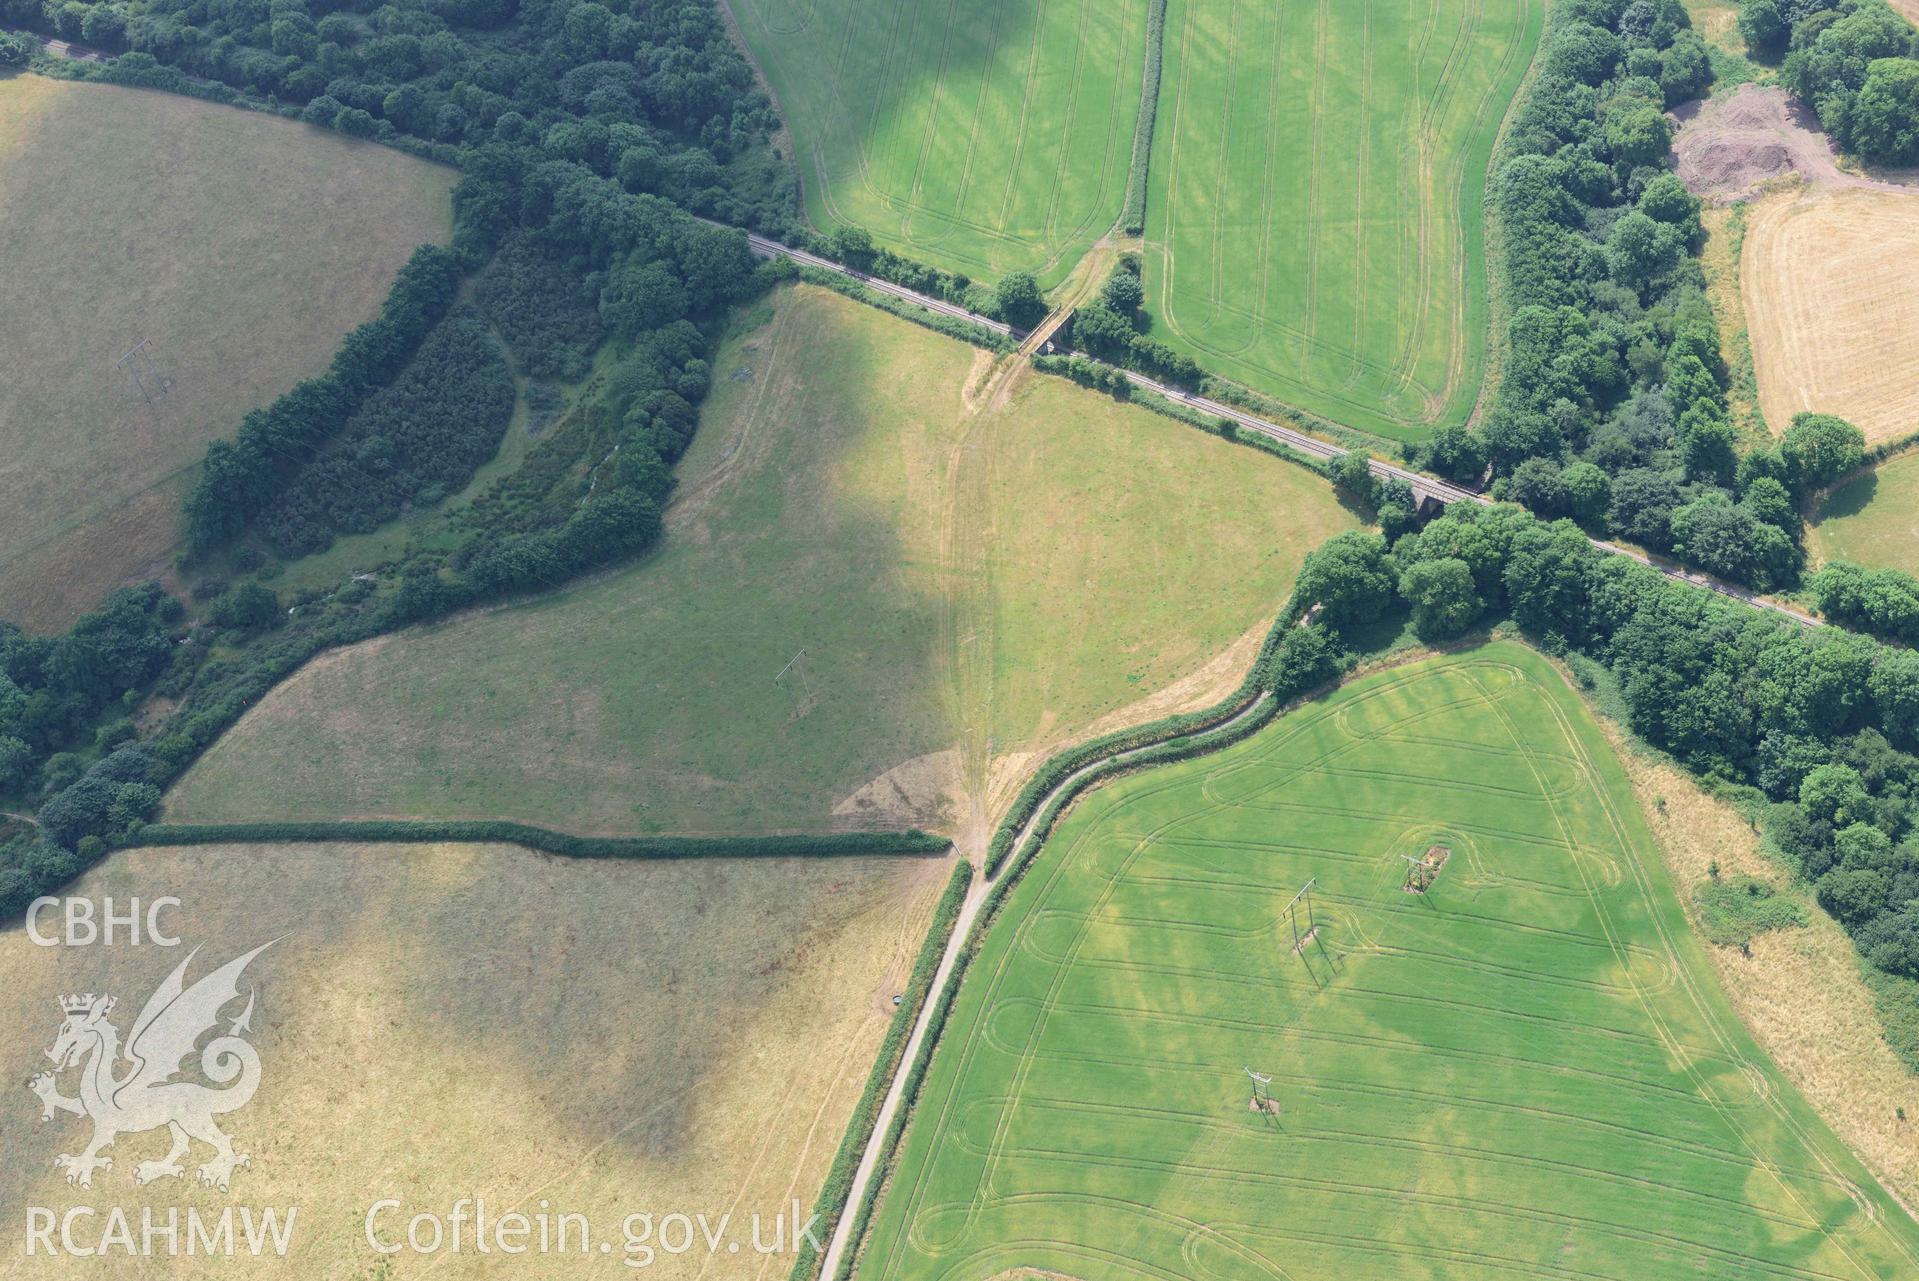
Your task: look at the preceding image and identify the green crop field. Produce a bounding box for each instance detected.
[165,284,1355,839]
[1144,0,1542,440]
[1811,454,1919,577]
[858,643,1919,1279]
[0,75,453,631]
[727,0,1148,286]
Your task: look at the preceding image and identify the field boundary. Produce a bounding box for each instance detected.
[813,583,1343,1278]
[790,263,1014,351]
[127,820,950,860]
[1118,0,1170,234]
[785,859,971,1281]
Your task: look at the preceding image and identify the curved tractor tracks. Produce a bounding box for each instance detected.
[713,219,1830,1280]
[816,688,1277,1279]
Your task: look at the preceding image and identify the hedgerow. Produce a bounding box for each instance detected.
[1119,0,1169,235]
[982,583,1333,877]
[787,860,971,1281]
[123,821,948,860]
[791,264,1013,352]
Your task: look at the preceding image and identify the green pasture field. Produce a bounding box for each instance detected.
[165,284,1355,837]
[1811,453,1919,577]
[727,0,1148,287]
[1143,0,1543,440]
[0,75,453,630]
[857,643,1919,1279]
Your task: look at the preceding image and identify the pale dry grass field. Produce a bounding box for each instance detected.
[1745,186,1919,445]
[1604,722,1919,1213]
[165,285,1356,849]
[0,76,452,629]
[0,842,947,1278]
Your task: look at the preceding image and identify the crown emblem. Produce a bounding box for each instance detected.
[59,994,108,1015]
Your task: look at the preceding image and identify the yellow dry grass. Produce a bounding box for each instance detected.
[0,75,452,630]
[1745,186,1919,445]
[1699,202,1767,443]
[0,842,947,1278]
[1603,722,1919,1211]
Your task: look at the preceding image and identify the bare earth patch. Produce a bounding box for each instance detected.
[1671,84,1919,203]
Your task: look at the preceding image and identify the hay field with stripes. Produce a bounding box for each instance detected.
[1745,187,1919,448]
[1144,0,1542,440]
[855,645,1919,1280]
[728,0,1147,286]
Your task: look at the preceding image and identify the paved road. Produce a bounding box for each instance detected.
[735,227,1822,631]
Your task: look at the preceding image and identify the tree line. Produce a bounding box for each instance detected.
[1057,256,1204,388]
[1739,0,1919,166]
[1297,505,1919,996]
[5,0,800,232]
[1406,0,1865,596]
[1,141,776,909]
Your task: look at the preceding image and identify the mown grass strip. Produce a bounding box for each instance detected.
[128,820,949,860]
[786,859,972,1281]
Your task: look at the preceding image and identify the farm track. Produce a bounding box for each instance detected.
[719,222,1821,631]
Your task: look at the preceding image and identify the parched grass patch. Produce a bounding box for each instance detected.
[1142,0,1542,440]
[1811,451,1919,577]
[1609,717,1919,1209]
[0,841,948,1279]
[165,284,1355,838]
[0,76,453,631]
[727,0,1148,286]
[856,644,1919,1278]
[1746,186,1919,448]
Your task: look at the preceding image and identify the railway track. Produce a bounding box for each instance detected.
[730,223,1821,630]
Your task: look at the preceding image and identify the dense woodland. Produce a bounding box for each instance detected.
[0,0,781,906]
[1421,0,1805,583]
[1739,0,1919,165]
[2,0,801,229]
[9,0,1919,1050]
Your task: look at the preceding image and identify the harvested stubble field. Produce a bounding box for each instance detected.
[726,0,1148,286]
[857,644,1919,1279]
[0,841,947,1278]
[165,284,1355,843]
[1141,0,1542,441]
[0,75,453,630]
[1743,186,1919,447]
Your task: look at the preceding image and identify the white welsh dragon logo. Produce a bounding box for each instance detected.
[25,942,275,1192]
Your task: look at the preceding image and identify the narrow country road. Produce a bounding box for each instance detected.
[815,690,1277,1278]
[752,219,1833,1276]
[729,225,1823,632]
